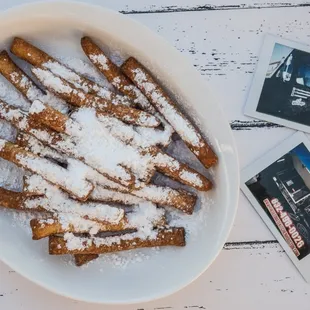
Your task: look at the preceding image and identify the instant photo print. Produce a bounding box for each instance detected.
[241,132,310,282]
[245,35,310,133]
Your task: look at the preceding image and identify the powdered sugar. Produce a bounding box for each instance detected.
[127,202,165,238]
[0,121,17,142]
[30,99,46,113]
[90,186,143,205]
[32,67,72,94]
[64,229,158,251]
[60,57,113,91]
[0,77,30,111]
[169,192,212,237]
[9,72,69,113]
[15,149,93,199]
[89,53,109,71]
[42,59,130,106]
[24,175,124,224]
[66,108,156,186]
[43,60,89,92]
[0,47,215,270]
[179,170,203,187]
[131,68,202,147]
[96,114,172,148]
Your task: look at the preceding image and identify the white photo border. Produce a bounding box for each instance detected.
[244,34,310,133]
[241,132,310,282]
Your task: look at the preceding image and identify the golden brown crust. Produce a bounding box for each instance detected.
[49,227,185,255]
[81,37,122,85]
[121,57,218,169]
[0,140,93,201]
[0,50,40,100]
[153,150,212,191]
[11,37,51,67]
[74,254,99,266]
[0,187,44,211]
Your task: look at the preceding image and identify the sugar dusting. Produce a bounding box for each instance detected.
[60,57,113,91]
[130,67,203,148]
[0,50,215,270]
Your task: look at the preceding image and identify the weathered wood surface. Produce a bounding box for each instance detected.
[1,0,310,309]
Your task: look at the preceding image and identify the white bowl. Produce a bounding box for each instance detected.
[0,1,239,304]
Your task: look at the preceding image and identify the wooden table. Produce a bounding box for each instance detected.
[1,0,310,309]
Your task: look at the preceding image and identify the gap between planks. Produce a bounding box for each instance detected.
[230,120,281,130]
[224,239,280,250]
[121,2,310,15]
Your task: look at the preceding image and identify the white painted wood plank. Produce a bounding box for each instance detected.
[1,241,309,310]
[133,7,310,123]
[0,0,309,13]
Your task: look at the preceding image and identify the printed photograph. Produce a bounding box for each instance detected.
[257,42,310,126]
[245,142,310,260]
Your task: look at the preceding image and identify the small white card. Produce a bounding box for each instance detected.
[241,132,310,282]
[244,34,310,133]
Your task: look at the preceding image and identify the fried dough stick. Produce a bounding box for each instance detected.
[0,100,136,188]
[81,36,154,113]
[0,187,44,211]
[49,227,185,255]
[31,67,160,128]
[30,217,129,240]
[0,139,93,200]
[152,150,212,191]
[14,130,197,213]
[10,37,132,106]
[96,115,212,191]
[0,51,68,113]
[16,130,196,213]
[30,102,211,192]
[74,254,99,266]
[30,210,166,240]
[30,101,210,190]
[29,100,155,187]
[81,37,174,147]
[122,57,218,169]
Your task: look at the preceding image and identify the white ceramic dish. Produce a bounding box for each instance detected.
[0,1,239,304]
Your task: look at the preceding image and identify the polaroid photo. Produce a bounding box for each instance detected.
[241,132,310,282]
[244,34,310,133]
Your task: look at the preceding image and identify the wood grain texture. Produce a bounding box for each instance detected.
[1,240,309,310]
[121,1,310,14]
[1,0,310,13]
[1,0,310,309]
[133,6,310,130]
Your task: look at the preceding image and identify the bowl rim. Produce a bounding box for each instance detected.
[0,0,240,304]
